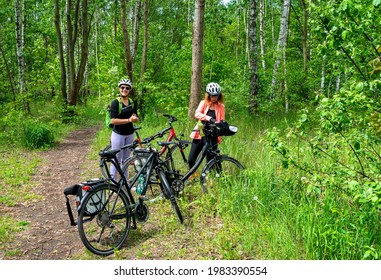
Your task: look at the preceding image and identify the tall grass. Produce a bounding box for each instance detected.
[213,111,381,260]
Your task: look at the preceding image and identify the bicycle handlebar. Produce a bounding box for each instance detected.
[162,113,177,123]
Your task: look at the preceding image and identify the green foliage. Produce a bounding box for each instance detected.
[264,82,381,259]
[23,121,54,149]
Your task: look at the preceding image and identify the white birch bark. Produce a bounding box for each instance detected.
[271,0,291,99]
[249,0,259,112]
[259,0,266,69]
[14,0,25,94]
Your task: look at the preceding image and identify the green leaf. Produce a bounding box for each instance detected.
[374,0,380,7]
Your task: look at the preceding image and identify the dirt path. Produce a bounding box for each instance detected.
[3,126,101,260]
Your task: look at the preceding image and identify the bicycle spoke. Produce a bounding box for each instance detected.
[200,156,244,194]
[78,184,131,256]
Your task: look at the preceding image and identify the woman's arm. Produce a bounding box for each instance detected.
[195,101,213,122]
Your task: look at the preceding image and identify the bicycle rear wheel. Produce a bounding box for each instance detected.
[77,184,132,256]
[157,169,183,224]
[200,155,244,194]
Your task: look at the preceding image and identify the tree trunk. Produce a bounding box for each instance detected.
[14,0,29,112]
[66,0,77,105]
[72,0,90,106]
[131,1,142,70]
[65,0,90,106]
[121,0,134,82]
[249,0,259,112]
[188,0,205,119]
[270,0,291,100]
[321,53,326,93]
[259,0,266,69]
[54,0,67,102]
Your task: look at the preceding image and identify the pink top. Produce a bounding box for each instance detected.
[189,100,225,143]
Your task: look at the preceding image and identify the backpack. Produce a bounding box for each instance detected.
[105,97,134,128]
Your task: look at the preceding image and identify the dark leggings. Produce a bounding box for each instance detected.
[188,137,218,169]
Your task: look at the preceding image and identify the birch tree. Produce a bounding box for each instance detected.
[188,0,205,119]
[249,0,259,112]
[259,0,266,69]
[270,0,291,101]
[14,0,29,112]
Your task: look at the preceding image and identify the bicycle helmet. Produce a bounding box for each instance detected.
[118,78,132,88]
[206,82,221,96]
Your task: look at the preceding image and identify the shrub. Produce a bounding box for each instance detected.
[23,122,54,149]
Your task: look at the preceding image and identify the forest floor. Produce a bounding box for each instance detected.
[1,126,223,260]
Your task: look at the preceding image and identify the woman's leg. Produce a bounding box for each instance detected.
[188,139,204,169]
[206,137,219,162]
[110,131,131,179]
[121,133,134,179]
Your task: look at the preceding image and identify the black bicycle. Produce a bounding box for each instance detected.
[123,120,244,196]
[65,137,183,256]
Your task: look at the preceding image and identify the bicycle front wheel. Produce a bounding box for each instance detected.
[200,155,244,194]
[77,184,132,256]
[157,169,183,224]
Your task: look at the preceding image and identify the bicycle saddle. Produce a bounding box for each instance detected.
[99,149,120,158]
[157,141,176,147]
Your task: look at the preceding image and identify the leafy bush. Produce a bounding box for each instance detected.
[23,122,54,149]
[264,83,381,259]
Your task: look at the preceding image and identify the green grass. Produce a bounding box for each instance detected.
[0,215,29,256]
[0,150,43,206]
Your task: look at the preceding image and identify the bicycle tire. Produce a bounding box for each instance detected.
[200,155,244,194]
[77,183,132,256]
[121,155,143,188]
[157,169,183,224]
[165,140,191,179]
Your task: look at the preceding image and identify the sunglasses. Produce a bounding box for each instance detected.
[120,86,131,90]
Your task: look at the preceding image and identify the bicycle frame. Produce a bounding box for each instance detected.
[173,123,222,182]
[158,137,212,182]
[159,126,176,156]
[100,145,160,204]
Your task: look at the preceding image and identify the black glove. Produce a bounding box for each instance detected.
[209,118,216,123]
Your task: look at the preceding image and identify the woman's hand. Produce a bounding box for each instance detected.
[129,113,139,123]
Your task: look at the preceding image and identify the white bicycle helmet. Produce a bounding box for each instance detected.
[206,82,221,96]
[118,78,132,88]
